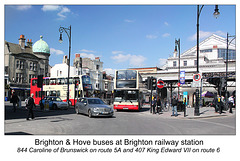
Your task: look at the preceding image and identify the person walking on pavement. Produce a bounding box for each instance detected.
[228,95,234,113]
[11,91,18,112]
[26,93,36,120]
[214,95,220,113]
[152,95,157,114]
[156,96,162,114]
[171,95,178,117]
[219,95,224,114]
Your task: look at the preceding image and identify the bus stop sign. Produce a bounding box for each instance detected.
[157,80,164,89]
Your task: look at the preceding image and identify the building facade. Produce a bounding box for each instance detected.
[51,54,113,99]
[4,35,50,100]
[139,34,236,107]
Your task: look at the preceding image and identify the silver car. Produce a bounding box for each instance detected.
[75,98,114,118]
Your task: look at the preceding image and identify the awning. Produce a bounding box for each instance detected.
[201,91,214,97]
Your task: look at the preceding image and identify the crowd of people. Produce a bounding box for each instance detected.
[151,94,235,116]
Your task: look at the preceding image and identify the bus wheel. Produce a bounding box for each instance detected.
[88,110,92,118]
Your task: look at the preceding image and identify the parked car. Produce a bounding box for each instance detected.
[39,96,68,110]
[75,98,114,118]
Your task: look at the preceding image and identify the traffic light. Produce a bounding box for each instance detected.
[147,77,151,90]
[152,78,157,90]
[75,81,79,88]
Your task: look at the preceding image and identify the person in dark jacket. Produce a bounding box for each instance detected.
[156,96,162,114]
[26,93,36,120]
[171,95,178,117]
[11,92,18,112]
[152,95,157,114]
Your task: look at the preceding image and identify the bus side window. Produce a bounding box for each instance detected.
[32,79,37,86]
[46,79,50,85]
[56,91,60,97]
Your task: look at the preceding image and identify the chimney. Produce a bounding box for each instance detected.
[173,49,177,58]
[19,35,26,49]
[63,55,68,64]
[26,39,33,47]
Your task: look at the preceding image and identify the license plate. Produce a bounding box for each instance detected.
[123,108,128,109]
[101,112,109,114]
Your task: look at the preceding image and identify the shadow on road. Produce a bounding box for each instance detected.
[5,104,76,120]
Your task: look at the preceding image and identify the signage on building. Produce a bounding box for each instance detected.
[180,71,185,85]
[157,80,164,89]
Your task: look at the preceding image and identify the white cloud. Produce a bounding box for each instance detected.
[146,34,158,39]
[16,5,32,10]
[41,5,60,11]
[158,58,167,67]
[112,51,124,54]
[129,55,146,67]
[124,19,135,23]
[50,48,64,55]
[111,53,146,67]
[162,33,171,38]
[103,68,116,76]
[189,30,226,41]
[57,7,71,19]
[164,22,169,26]
[41,5,71,20]
[80,49,95,53]
[78,53,97,60]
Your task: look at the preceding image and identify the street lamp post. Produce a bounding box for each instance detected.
[195,5,220,116]
[225,33,235,102]
[175,38,180,100]
[59,25,71,107]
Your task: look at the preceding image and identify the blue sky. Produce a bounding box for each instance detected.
[4,4,236,75]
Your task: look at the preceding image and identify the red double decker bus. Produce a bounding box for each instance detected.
[113,70,143,111]
[30,75,92,105]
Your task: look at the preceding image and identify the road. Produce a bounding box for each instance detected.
[5,103,236,135]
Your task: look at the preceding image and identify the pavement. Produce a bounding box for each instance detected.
[4,101,235,120]
[141,104,235,119]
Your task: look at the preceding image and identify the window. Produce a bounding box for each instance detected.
[218,49,236,60]
[105,82,108,89]
[184,61,187,66]
[16,60,25,69]
[29,62,37,71]
[194,60,197,66]
[200,49,212,53]
[173,61,177,67]
[29,75,36,84]
[16,73,23,83]
[96,65,100,70]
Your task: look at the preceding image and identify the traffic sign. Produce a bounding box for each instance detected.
[157,80,164,89]
[193,73,201,81]
[192,73,202,87]
[177,82,181,87]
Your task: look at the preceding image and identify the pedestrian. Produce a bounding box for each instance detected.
[156,96,162,114]
[18,96,21,108]
[152,95,157,114]
[228,95,234,113]
[26,93,36,120]
[171,95,178,117]
[219,95,224,114]
[214,95,220,113]
[11,91,18,112]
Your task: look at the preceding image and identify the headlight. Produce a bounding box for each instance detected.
[93,108,100,111]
